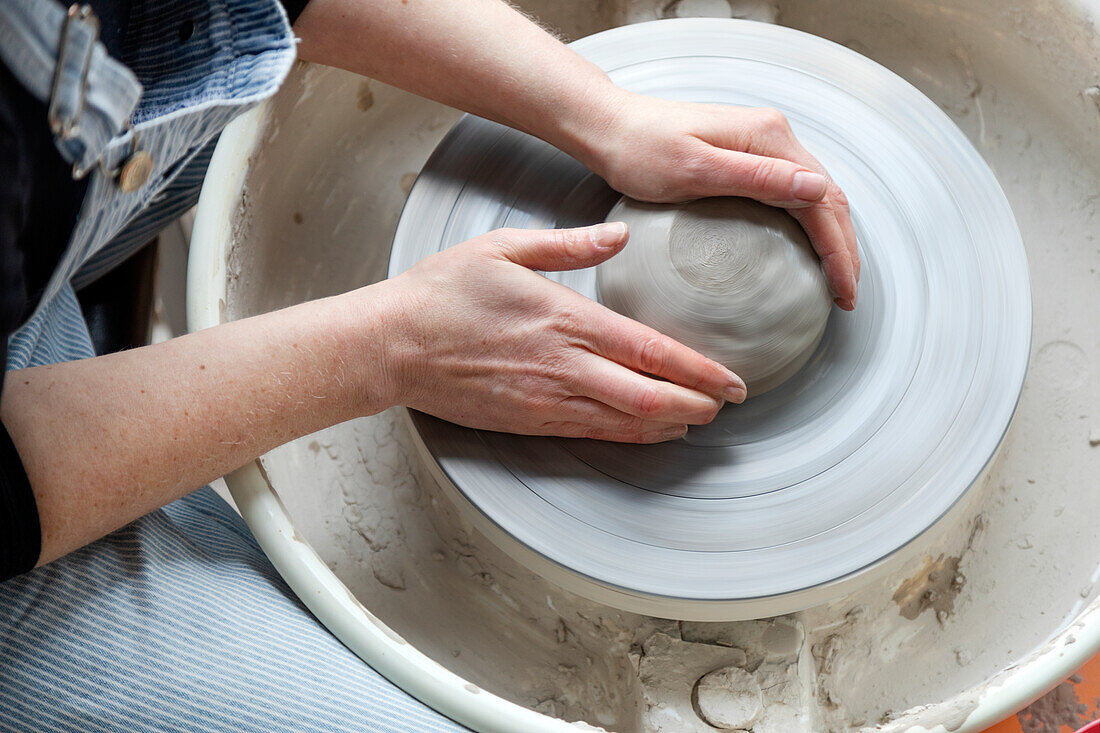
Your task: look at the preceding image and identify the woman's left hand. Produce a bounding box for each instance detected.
[296,0,858,306]
[577,90,860,310]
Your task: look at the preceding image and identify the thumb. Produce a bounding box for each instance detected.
[489,223,629,271]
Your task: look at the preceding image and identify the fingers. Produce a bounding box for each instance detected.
[783,138,861,294]
[545,422,689,444]
[687,149,828,208]
[570,352,724,425]
[691,150,857,304]
[765,134,859,307]
[701,107,861,307]
[684,145,859,306]
[830,187,861,287]
[789,204,857,310]
[582,304,747,402]
[487,223,628,271]
[538,396,688,443]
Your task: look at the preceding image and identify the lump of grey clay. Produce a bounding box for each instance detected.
[597,196,832,395]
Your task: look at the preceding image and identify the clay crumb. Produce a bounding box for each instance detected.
[966,513,989,550]
[293,211,303,224]
[399,172,418,195]
[1088,428,1100,446]
[356,81,374,111]
[1084,85,1100,113]
[534,699,564,717]
[372,560,406,591]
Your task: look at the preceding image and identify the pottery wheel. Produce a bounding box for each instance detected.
[388,19,1031,620]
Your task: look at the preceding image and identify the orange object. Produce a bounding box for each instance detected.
[982,653,1100,733]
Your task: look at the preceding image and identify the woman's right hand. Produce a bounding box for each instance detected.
[372,223,745,443]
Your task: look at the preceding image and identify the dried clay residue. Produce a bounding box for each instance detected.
[633,618,814,733]
[892,553,966,625]
[356,80,374,111]
[889,517,986,628]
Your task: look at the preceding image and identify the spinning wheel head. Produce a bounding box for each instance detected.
[390,19,1030,620]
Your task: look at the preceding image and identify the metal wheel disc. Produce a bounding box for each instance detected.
[388,19,1031,620]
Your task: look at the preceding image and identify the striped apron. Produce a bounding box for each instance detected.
[0,1,467,729]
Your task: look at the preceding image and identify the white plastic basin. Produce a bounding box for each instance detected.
[189,2,1100,730]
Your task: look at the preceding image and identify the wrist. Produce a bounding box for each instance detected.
[318,282,406,419]
[335,277,422,415]
[548,75,632,175]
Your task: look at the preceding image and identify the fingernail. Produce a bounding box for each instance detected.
[592,222,628,250]
[834,296,855,311]
[792,171,827,202]
[660,425,689,441]
[720,367,747,402]
[723,385,747,403]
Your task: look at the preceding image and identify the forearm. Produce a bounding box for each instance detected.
[293,0,620,167]
[1,286,396,565]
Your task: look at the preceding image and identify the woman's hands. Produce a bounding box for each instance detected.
[295,0,858,305]
[297,0,860,434]
[575,91,860,310]
[375,223,745,443]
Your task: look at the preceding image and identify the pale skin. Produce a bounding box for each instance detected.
[1,0,858,567]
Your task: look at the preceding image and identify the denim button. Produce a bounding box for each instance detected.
[118,150,153,192]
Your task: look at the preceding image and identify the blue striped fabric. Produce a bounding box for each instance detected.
[4,285,95,370]
[1,0,472,729]
[0,489,468,732]
[72,139,218,291]
[7,0,298,363]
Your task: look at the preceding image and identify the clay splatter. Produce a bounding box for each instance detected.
[892,554,966,624]
[356,80,374,111]
[1085,86,1100,114]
